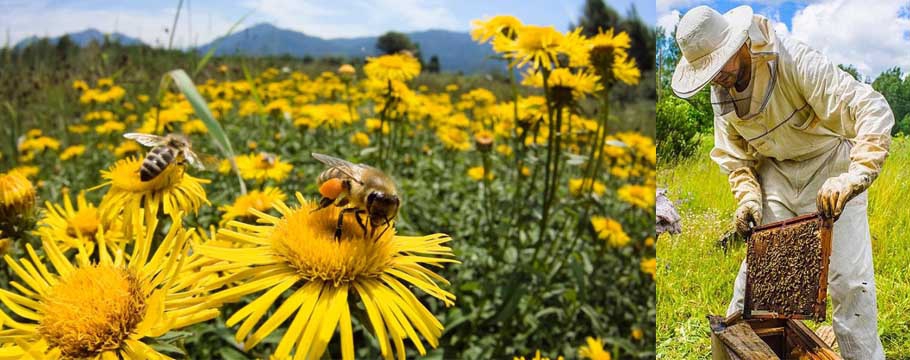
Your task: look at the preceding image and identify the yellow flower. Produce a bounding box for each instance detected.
[18,136,61,153]
[95,120,126,135]
[137,94,150,103]
[0,216,220,358]
[445,84,459,92]
[588,29,639,86]
[474,130,495,151]
[364,53,421,83]
[590,216,630,248]
[514,350,565,360]
[496,25,564,69]
[72,79,89,91]
[631,327,644,341]
[521,166,532,177]
[351,131,371,147]
[97,77,114,87]
[35,191,125,254]
[10,165,39,178]
[497,144,513,157]
[569,178,606,196]
[617,184,655,211]
[471,15,522,43]
[645,237,655,247]
[195,195,458,360]
[641,258,656,278]
[338,63,356,77]
[114,141,142,158]
[220,187,287,224]
[437,127,472,151]
[578,337,611,360]
[235,152,294,183]
[59,145,86,161]
[467,166,493,181]
[95,157,210,224]
[68,124,90,134]
[0,171,37,235]
[523,68,602,102]
[366,118,391,134]
[560,27,591,67]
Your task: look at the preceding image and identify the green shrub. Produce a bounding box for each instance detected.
[656,96,704,163]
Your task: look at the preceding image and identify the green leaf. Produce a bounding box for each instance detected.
[162,69,247,194]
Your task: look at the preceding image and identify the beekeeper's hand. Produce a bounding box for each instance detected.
[735,200,762,236]
[817,172,870,220]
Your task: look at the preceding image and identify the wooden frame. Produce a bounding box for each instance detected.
[743,213,834,321]
[709,311,842,360]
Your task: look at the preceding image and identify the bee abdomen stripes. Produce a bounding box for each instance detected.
[140,147,175,181]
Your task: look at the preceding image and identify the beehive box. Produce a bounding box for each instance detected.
[709,312,841,360]
[709,213,839,360]
[744,213,833,321]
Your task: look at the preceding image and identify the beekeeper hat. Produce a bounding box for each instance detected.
[671,5,753,98]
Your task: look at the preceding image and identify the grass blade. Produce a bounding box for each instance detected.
[193,10,253,78]
[163,69,247,194]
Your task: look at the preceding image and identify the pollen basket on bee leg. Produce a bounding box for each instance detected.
[319,178,345,199]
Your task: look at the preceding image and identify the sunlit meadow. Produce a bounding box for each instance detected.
[0,14,655,359]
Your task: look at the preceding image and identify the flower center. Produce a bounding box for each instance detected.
[271,202,396,286]
[66,207,101,237]
[39,265,146,358]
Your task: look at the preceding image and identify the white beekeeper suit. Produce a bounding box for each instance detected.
[671,6,894,359]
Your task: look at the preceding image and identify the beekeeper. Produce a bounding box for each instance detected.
[671,5,893,359]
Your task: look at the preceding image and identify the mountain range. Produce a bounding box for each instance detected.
[15,23,502,74]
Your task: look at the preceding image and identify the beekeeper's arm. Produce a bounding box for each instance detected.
[790,42,895,219]
[711,115,762,234]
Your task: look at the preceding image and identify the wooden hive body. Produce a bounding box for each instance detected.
[709,213,839,359]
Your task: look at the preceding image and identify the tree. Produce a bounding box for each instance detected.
[837,64,860,81]
[376,31,417,55]
[871,67,910,135]
[571,1,655,72]
[573,0,621,36]
[427,55,440,73]
[620,5,656,72]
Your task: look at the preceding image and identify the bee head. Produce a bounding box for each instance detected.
[366,192,400,228]
[167,134,191,149]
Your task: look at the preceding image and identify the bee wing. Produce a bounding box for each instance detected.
[183,149,206,170]
[124,133,167,147]
[311,153,364,183]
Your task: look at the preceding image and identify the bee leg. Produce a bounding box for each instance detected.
[354,210,368,239]
[335,208,360,241]
[372,218,392,242]
[311,197,336,213]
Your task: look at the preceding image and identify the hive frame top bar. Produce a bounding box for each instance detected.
[752,212,823,232]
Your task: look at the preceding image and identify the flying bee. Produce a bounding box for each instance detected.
[123,133,204,181]
[311,153,400,241]
[259,152,277,166]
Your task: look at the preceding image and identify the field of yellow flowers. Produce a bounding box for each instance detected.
[0,16,655,359]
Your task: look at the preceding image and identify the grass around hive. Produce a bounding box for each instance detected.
[657,135,910,359]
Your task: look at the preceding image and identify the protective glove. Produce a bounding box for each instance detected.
[817,172,871,220]
[735,200,762,236]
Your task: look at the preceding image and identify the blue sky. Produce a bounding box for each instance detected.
[0,0,654,48]
[657,0,910,78]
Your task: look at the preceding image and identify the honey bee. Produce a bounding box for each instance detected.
[311,153,400,241]
[123,133,204,181]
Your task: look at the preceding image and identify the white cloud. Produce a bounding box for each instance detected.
[787,0,910,77]
[657,9,682,33]
[0,1,235,48]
